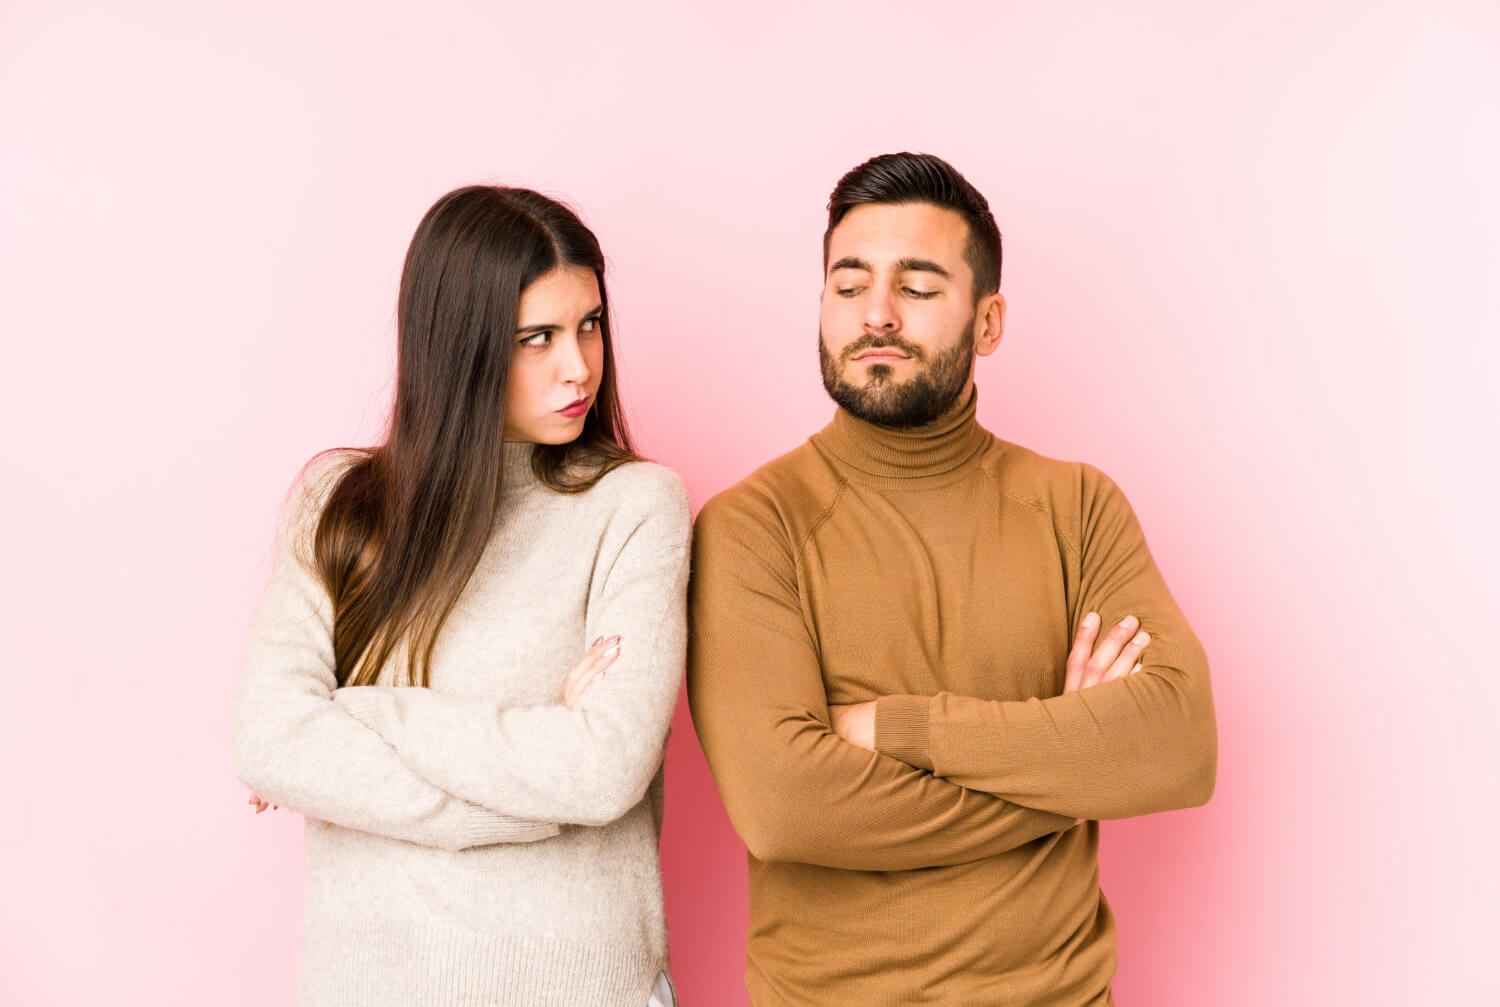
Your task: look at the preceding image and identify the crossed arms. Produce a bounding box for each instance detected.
[231,458,690,851]
[685,465,1217,870]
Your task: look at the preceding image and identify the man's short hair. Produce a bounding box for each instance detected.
[824,152,1002,303]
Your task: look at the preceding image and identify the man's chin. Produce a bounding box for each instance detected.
[844,365,904,390]
[830,386,916,427]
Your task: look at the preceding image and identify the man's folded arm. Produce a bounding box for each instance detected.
[872,464,1218,821]
[686,491,1076,873]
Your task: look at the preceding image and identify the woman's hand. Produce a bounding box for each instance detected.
[249,792,332,831]
[564,635,622,709]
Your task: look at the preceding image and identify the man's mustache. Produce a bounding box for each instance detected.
[841,333,927,362]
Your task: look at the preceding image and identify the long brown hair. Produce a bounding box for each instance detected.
[309,186,639,688]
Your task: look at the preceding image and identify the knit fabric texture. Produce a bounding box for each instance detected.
[687,384,1216,1005]
[234,442,690,1006]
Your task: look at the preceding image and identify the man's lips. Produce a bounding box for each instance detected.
[854,350,911,361]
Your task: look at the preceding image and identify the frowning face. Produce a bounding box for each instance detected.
[503,265,606,444]
[819,202,1004,428]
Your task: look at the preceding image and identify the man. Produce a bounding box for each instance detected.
[687,152,1217,1004]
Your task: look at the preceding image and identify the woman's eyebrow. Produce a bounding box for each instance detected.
[516,305,603,335]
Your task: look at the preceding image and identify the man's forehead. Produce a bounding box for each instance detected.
[828,202,969,266]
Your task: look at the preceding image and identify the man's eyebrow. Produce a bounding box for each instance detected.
[829,256,953,280]
[515,304,603,335]
[895,257,952,280]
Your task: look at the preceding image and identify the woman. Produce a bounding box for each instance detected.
[233,185,687,1006]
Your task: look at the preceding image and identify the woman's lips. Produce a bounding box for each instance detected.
[558,397,590,418]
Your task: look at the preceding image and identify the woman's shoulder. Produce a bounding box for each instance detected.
[593,458,688,506]
[298,446,369,489]
[275,447,372,551]
[290,447,371,513]
[589,459,691,530]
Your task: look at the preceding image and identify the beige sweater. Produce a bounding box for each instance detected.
[233,443,690,1006]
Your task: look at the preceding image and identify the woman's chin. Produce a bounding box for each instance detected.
[505,418,587,445]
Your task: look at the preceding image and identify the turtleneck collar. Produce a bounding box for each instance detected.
[813,383,992,482]
[500,440,542,494]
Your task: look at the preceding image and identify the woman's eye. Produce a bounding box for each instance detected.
[581,316,601,333]
[519,331,551,347]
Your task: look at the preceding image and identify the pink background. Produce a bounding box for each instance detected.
[3,2,1496,1003]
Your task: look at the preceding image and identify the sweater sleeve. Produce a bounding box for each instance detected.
[686,490,1076,872]
[873,465,1218,820]
[231,454,560,851]
[330,469,691,829]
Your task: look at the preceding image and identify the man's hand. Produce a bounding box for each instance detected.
[1065,612,1148,693]
[829,700,877,751]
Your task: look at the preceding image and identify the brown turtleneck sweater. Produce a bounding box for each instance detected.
[686,385,1216,1005]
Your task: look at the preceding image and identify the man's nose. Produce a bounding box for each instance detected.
[862,285,898,332]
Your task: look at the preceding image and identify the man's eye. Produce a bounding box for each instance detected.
[904,288,938,299]
[836,287,862,297]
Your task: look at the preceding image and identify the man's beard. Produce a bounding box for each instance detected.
[819,320,975,430]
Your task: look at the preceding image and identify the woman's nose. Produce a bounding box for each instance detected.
[556,334,590,385]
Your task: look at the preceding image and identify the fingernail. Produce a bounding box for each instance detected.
[606,634,622,646]
[1133,631,1149,645]
[604,644,621,658]
[1122,615,1139,630]
[1083,612,1099,628]
[591,636,602,647]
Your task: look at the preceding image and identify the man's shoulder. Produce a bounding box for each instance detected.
[696,439,843,548]
[987,436,1130,522]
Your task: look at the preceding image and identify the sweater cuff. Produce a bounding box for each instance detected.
[466,807,561,847]
[874,695,933,771]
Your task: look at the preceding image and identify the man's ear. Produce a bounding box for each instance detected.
[975,291,1006,357]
